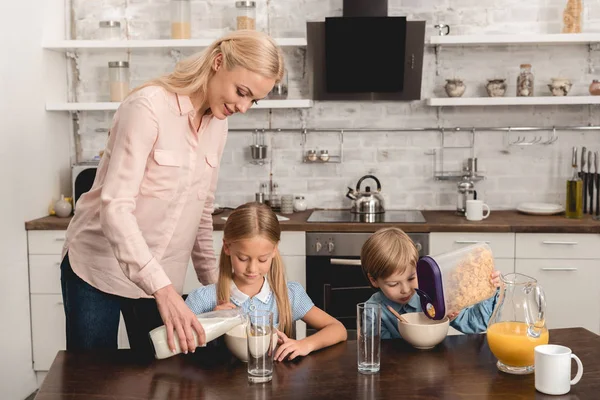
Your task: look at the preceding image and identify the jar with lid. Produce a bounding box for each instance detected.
[293,196,307,212]
[516,64,534,97]
[306,150,317,162]
[236,1,256,30]
[269,183,280,211]
[171,0,191,39]
[98,21,121,40]
[268,72,288,99]
[109,61,130,102]
[319,150,330,162]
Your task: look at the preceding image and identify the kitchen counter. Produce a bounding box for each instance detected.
[26,210,600,233]
[35,328,600,400]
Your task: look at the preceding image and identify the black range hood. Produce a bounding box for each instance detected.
[307,0,425,101]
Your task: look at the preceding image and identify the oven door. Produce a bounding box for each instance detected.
[306,256,376,338]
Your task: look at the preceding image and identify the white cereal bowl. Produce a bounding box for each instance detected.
[224,324,278,362]
[397,312,450,350]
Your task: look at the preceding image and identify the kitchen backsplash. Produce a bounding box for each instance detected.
[73,0,600,210]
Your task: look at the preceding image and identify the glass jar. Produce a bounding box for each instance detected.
[236,1,256,30]
[108,61,130,102]
[268,72,288,99]
[516,64,534,97]
[98,21,121,40]
[293,196,307,212]
[171,0,191,39]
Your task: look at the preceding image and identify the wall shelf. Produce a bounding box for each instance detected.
[427,33,600,46]
[45,99,313,112]
[427,96,600,107]
[42,38,307,52]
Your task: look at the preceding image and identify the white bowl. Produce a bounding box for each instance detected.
[224,324,278,362]
[397,312,450,350]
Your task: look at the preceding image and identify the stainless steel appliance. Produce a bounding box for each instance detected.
[305,227,429,338]
[346,175,385,215]
[307,210,426,224]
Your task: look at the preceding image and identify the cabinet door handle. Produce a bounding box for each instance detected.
[455,240,490,244]
[542,241,578,245]
[541,268,578,271]
[330,259,361,266]
[57,301,64,305]
[55,237,66,242]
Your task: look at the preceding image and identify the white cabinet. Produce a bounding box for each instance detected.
[430,232,515,258]
[515,233,600,259]
[516,259,600,334]
[30,295,65,371]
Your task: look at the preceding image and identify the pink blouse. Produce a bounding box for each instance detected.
[63,86,227,298]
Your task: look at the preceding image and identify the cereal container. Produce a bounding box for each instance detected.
[416,243,496,320]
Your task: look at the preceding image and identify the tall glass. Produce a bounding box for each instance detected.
[357,302,381,374]
[247,310,274,383]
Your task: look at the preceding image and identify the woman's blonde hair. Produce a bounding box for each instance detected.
[217,202,292,337]
[360,228,419,284]
[134,30,284,104]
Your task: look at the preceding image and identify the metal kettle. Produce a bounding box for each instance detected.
[346,175,385,214]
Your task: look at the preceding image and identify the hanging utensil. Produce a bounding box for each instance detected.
[589,151,594,215]
[581,147,587,213]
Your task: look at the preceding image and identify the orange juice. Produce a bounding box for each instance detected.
[486,322,549,367]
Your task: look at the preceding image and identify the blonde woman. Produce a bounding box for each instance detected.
[185,203,347,361]
[60,30,283,357]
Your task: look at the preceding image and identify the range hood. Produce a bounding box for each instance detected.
[307,0,425,101]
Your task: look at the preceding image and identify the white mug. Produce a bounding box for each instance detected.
[535,345,583,395]
[465,200,490,221]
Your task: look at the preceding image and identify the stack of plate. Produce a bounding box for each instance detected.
[516,203,564,215]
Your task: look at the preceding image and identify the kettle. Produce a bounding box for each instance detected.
[346,175,385,214]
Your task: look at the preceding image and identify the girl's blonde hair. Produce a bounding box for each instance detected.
[361,227,419,283]
[217,202,292,337]
[134,30,284,104]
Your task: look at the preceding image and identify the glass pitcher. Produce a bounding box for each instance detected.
[486,273,548,375]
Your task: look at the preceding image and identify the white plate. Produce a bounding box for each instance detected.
[516,202,565,215]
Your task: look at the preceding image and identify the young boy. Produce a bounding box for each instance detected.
[361,227,501,339]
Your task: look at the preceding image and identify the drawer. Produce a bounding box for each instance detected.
[430,232,515,259]
[516,259,600,334]
[516,233,600,259]
[279,232,306,256]
[28,231,66,255]
[31,294,65,371]
[30,255,62,294]
[495,258,515,276]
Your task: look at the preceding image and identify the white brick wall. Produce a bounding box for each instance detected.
[72,0,600,210]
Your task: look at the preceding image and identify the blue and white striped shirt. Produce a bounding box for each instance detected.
[185,278,315,327]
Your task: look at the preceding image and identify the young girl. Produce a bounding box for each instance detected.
[185,202,347,361]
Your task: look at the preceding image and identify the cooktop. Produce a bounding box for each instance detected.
[306,210,426,223]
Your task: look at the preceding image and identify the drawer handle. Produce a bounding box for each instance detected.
[55,262,61,266]
[542,241,578,245]
[55,238,66,242]
[330,259,361,266]
[57,301,64,305]
[541,268,578,271]
[455,240,491,244]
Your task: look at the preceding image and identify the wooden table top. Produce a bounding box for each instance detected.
[35,328,600,400]
[26,210,600,233]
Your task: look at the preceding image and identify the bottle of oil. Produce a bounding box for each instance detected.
[566,147,583,219]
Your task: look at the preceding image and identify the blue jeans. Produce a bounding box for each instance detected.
[60,253,164,358]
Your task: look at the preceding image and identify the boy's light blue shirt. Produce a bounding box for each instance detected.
[185,278,314,328]
[367,290,498,339]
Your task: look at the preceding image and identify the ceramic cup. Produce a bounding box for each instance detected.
[465,200,490,221]
[535,345,583,395]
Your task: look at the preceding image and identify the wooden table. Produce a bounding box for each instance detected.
[35,328,600,400]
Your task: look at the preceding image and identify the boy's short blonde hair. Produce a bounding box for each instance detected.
[360,227,419,283]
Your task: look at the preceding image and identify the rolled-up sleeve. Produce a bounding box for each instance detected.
[100,96,171,295]
[190,121,228,285]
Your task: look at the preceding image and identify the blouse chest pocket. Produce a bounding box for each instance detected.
[140,149,182,200]
[197,153,219,200]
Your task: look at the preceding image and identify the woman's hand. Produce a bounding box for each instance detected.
[490,270,502,288]
[154,284,205,354]
[274,330,313,362]
[213,301,237,311]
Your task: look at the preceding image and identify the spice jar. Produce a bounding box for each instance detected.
[236,1,256,30]
[306,150,317,162]
[589,80,600,95]
[98,21,121,40]
[320,150,330,162]
[516,64,534,97]
[109,61,130,102]
[171,0,191,39]
[268,72,288,99]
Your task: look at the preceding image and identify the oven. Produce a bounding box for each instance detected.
[306,232,429,338]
